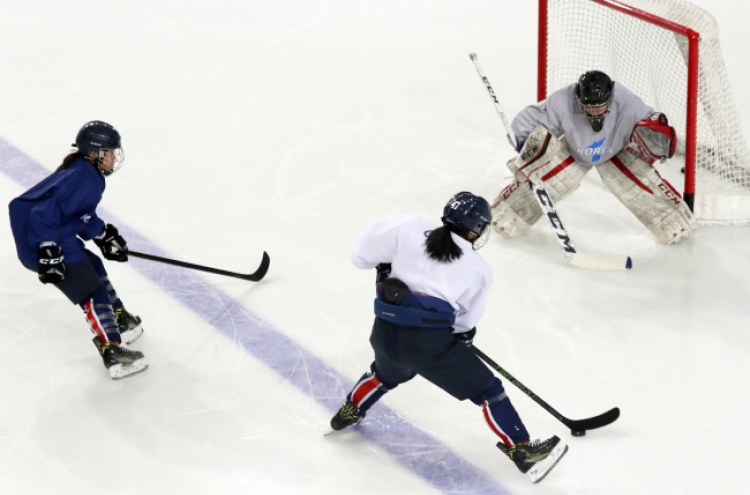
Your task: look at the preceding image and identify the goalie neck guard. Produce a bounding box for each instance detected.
[575,71,614,132]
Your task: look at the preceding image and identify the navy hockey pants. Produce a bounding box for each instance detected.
[345,317,530,446]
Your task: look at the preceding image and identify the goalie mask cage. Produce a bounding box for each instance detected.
[539,0,750,224]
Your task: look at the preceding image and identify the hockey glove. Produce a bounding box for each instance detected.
[375,263,391,283]
[454,327,477,347]
[38,241,66,284]
[94,224,128,262]
[631,112,677,164]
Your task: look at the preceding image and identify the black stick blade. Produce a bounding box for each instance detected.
[129,250,270,283]
[562,407,620,432]
[243,251,270,281]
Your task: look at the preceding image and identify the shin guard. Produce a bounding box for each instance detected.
[598,145,698,244]
[80,286,120,344]
[472,378,530,447]
[492,126,589,238]
[347,369,389,415]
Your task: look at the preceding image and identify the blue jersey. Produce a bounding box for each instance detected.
[9,157,106,265]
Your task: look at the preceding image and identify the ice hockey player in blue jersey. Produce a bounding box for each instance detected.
[8,121,148,380]
[329,192,567,483]
[491,70,697,244]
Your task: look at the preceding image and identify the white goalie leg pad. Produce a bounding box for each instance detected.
[490,168,539,238]
[491,125,588,238]
[597,145,698,244]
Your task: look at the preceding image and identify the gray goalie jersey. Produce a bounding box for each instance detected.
[511,83,654,166]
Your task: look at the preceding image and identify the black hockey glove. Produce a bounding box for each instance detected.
[38,241,66,284]
[94,224,128,262]
[375,263,391,283]
[454,327,477,347]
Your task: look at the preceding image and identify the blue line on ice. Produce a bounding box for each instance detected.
[0,136,512,495]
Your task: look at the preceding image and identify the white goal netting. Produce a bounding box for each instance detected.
[542,0,750,223]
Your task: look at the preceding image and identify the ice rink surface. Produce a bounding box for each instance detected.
[1,1,749,494]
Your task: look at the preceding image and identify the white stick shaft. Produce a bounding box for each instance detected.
[469,52,517,148]
[531,183,577,262]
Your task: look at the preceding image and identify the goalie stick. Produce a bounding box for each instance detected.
[469,52,632,271]
[471,345,620,435]
[129,250,271,282]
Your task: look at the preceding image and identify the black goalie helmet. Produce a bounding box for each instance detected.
[575,71,614,132]
[441,192,491,241]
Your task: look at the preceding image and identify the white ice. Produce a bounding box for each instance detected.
[0,1,749,494]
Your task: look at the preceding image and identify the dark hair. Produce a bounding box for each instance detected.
[424,226,463,262]
[56,151,87,172]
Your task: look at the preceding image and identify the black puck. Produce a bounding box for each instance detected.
[571,430,586,437]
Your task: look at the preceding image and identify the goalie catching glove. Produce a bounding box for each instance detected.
[630,112,676,164]
[94,224,129,262]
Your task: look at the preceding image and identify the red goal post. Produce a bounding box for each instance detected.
[538,0,750,224]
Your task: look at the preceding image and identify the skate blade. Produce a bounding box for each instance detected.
[528,441,568,484]
[120,324,144,345]
[324,419,363,436]
[109,360,149,380]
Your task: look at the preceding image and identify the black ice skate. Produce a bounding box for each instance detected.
[93,336,148,380]
[330,401,363,431]
[497,436,568,483]
[115,307,143,344]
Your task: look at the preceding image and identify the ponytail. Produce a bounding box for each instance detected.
[424,226,463,262]
[56,151,86,172]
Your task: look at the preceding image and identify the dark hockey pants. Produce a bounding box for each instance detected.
[346,317,530,446]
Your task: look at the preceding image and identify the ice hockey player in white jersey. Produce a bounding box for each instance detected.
[329,192,567,483]
[492,70,697,244]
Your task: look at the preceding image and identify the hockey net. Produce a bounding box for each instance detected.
[540,0,750,224]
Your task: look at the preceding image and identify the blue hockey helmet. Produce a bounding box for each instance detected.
[441,192,492,239]
[75,121,121,154]
[74,121,124,176]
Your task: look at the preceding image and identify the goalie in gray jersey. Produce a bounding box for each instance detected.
[492,70,697,244]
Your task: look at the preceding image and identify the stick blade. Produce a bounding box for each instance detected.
[563,407,620,432]
[243,251,270,281]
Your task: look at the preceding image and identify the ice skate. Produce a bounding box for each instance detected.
[92,336,148,380]
[497,435,568,483]
[115,307,143,344]
[330,401,363,431]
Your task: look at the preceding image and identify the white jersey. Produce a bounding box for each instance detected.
[511,82,653,166]
[351,214,493,333]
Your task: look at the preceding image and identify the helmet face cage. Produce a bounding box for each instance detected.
[575,71,613,131]
[442,192,492,248]
[471,223,491,250]
[97,147,125,177]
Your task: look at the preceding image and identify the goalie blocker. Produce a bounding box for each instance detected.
[491,118,697,244]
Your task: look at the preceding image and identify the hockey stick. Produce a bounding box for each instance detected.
[469,52,632,271]
[128,250,271,282]
[471,345,620,435]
